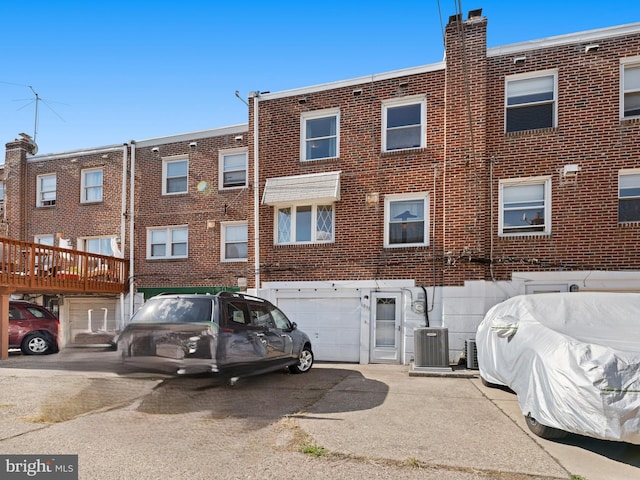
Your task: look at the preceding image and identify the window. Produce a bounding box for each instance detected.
[162,156,188,195]
[619,170,640,222]
[81,167,103,203]
[221,222,248,261]
[147,226,188,259]
[81,236,115,256]
[34,235,54,246]
[382,97,426,152]
[622,61,640,118]
[219,148,248,189]
[384,194,429,248]
[37,174,56,207]
[499,177,551,236]
[506,72,557,133]
[301,109,339,161]
[276,204,334,244]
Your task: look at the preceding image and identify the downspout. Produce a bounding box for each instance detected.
[119,144,128,330]
[128,141,136,320]
[250,92,260,293]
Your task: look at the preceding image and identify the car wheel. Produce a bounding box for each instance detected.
[525,415,568,439]
[289,346,313,374]
[21,333,51,355]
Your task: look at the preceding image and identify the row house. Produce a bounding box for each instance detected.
[3,11,639,365]
[2,126,249,347]
[246,12,640,365]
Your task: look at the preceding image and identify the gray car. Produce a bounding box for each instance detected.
[117,292,313,377]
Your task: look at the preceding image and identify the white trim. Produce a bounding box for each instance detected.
[498,176,552,237]
[218,147,248,190]
[36,173,56,207]
[220,221,248,262]
[488,22,640,57]
[504,70,558,133]
[146,225,188,260]
[161,155,189,195]
[80,167,104,203]
[381,95,427,152]
[300,108,340,162]
[620,58,640,120]
[384,192,430,248]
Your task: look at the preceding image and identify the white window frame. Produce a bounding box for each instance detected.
[384,193,430,248]
[381,95,426,152]
[620,57,640,119]
[498,176,552,237]
[618,168,640,223]
[36,173,56,207]
[146,225,188,259]
[505,70,558,133]
[162,155,188,195]
[79,236,116,256]
[300,108,340,161]
[221,221,248,262]
[80,167,103,203]
[274,203,335,245]
[218,148,248,190]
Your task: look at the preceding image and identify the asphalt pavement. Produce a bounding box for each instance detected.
[0,348,638,480]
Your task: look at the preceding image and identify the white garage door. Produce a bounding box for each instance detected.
[67,297,119,344]
[277,294,361,362]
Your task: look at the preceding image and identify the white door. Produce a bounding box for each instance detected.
[370,292,402,363]
[276,294,361,362]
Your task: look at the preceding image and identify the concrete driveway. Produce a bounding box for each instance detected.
[0,348,638,479]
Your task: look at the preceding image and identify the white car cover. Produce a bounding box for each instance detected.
[476,292,640,444]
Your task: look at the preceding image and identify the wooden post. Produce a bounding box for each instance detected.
[0,287,14,360]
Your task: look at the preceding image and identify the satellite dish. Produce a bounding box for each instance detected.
[18,133,38,155]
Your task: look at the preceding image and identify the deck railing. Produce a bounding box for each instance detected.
[0,237,128,294]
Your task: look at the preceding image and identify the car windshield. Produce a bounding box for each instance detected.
[131,297,213,324]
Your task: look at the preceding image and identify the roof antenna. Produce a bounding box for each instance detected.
[235,90,249,107]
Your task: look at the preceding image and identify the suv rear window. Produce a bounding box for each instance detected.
[132,297,214,324]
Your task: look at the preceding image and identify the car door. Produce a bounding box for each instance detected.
[218,300,269,368]
[246,301,289,361]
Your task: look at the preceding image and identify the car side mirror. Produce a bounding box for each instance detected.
[291,322,297,330]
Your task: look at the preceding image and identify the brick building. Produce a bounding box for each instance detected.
[247,12,640,364]
[3,11,639,363]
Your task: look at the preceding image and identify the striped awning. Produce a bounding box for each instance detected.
[262,171,341,205]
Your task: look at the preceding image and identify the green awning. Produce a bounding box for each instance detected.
[137,286,238,300]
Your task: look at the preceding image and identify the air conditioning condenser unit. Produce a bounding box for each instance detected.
[413,327,451,371]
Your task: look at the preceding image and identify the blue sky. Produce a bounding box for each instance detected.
[1,1,639,155]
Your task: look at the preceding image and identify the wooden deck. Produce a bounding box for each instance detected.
[1,237,128,359]
[0,237,128,295]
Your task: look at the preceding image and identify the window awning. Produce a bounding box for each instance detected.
[262,171,341,205]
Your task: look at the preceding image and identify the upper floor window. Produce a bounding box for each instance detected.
[37,173,56,207]
[276,204,334,244]
[162,156,188,195]
[621,61,640,119]
[619,170,640,223]
[506,72,557,133]
[81,167,103,203]
[499,176,551,236]
[0,181,4,201]
[219,148,248,189]
[301,109,339,161]
[384,193,429,248]
[221,222,248,261]
[382,96,426,152]
[147,226,188,259]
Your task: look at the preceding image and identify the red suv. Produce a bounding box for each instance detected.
[9,301,59,355]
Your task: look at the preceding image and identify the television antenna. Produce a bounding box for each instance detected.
[14,85,67,143]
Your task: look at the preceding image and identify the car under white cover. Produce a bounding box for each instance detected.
[476,291,640,444]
